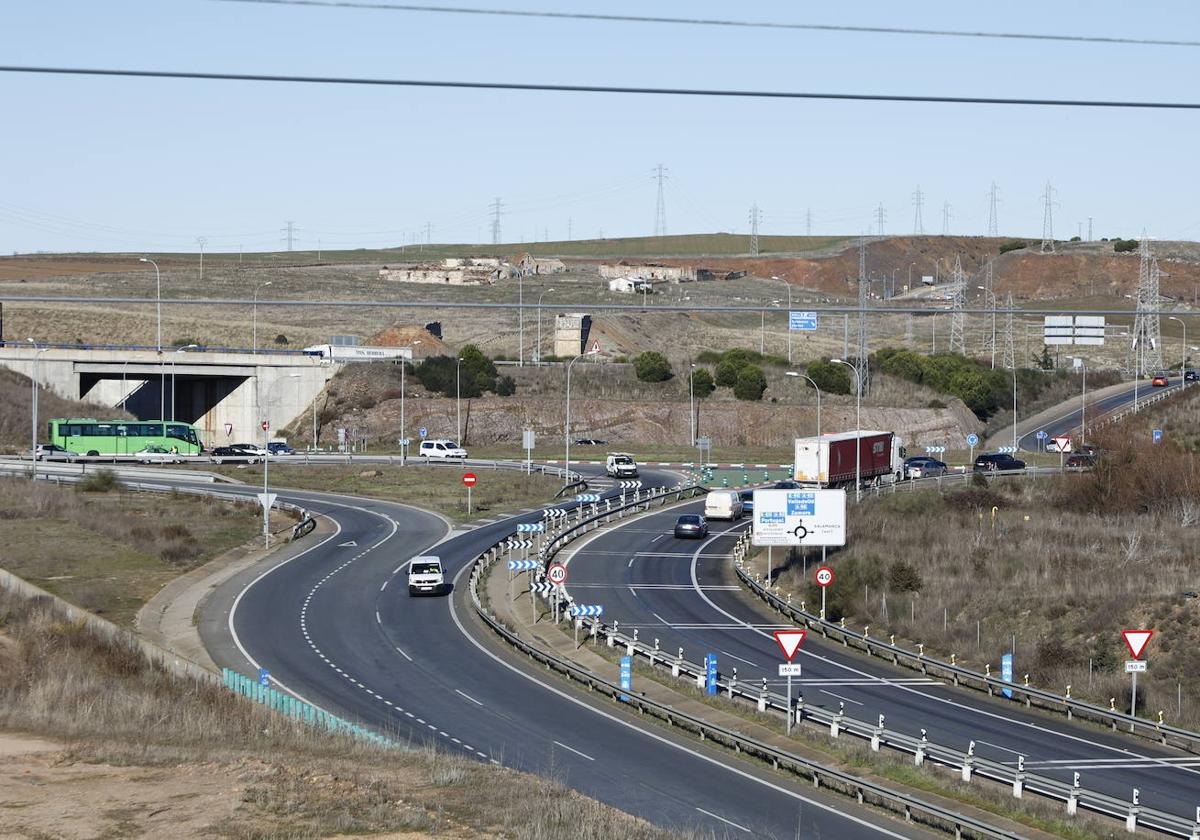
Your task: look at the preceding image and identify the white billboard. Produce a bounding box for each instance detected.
[1043,315,1105,346]
[752,489,846,547]
[1074,315,1105,345]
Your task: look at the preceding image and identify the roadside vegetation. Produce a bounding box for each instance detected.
[765,429,1200,727]
[0,477,269,625]
[0,367,132,451]
[0,584,694,839]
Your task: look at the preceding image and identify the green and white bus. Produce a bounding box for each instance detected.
[47,418,204,457]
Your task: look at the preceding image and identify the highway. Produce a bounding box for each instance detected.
[1016,377,1185,452]
[560,498,1200,823]
[186,467,931,839]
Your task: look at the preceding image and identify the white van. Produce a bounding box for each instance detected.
[419,439,467,459]
[704,490,743,521]
[408,555,446,596]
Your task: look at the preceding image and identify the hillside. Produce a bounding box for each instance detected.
[0,367,132,450]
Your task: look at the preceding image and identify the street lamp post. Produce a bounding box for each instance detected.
[891,268,899,299]
[253,281,273,352]
[760,309,766,354]
[908,262,915,292]
[688,361,696,445]
[518,270,524,367]
[456,357,464,443]
[785,371,822,438]
[400,339,420,461]
[536,288,555,365]
[564,345,600,485]
[1080,359,1087,446]
[1169,316,1187,381]
[139,257,162,351]
[27,339,46,481]
[772,276,793,362]
[831,359,861,501]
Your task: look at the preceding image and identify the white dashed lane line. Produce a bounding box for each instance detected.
[455,689,484,706]
[552,741,595,762]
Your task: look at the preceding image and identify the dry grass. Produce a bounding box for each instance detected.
[0,366,133,449]
[766,441,1200,727]
[0,477,267,624]
[0,586,693,839]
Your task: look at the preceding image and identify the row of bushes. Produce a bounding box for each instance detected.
[414,345,515,398]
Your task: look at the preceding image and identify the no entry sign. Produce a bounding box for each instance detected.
[462,473,477,487]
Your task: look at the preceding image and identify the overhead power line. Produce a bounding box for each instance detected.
[209,1,1200,48]
[3,65,1199,110]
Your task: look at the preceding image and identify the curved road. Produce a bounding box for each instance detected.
[186,468,929,840]
[1016,378,1185,452]
[560,497,1200,823]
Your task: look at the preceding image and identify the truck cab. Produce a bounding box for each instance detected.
[407,555,446,596]
[605,452,639,478]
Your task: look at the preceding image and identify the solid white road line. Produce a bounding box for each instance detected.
[720,649,760,668]
[552,740,596,761]
[820,689,865,706]
[455,689,484,706]
[695,807,751,833]
[395,646,413,661]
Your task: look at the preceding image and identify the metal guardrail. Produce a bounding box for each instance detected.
[465,490,1031,840]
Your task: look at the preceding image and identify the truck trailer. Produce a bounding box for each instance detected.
[793,431,905,488]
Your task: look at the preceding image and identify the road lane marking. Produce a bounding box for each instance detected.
[652,612,668,625]
[719,650,759,667]
[650,533,665,543]
[455,689,484,706]
[695,808,751,833]
[380,579,388,591]
[820,689,864,706]
[627,556,636,568]
[553,741,595,761]
[629,586,638,598]
[395,646,413,661]
[375,611,382,624]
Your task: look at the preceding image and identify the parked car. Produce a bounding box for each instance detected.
[1151,374,1169,387]
[29,443,78,462]
[738,489,754,514]
[704,489,743,521]
[267,441,295,455]
[973,452,1027,472]
[904,456,948,479]
[134,444,183,464]
[1065,453,1096,471]
[419,439,467,459]
[673,513,709,539]
[573,438,607,446]
[211,445,258,464]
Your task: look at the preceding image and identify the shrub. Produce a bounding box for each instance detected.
[887,560,923,593]
[998,240,1026,254]
[495,375,516,396]
[690,368,715,399]
[415,346,499,397]
[805,359,852,395]
[632,351,673,382]
[1113,239,1139,253]
[714,358,741,387]
[1069,235,1081,242]
[273,334,289,346]
[733,365,767,401]
[78,469,119,493]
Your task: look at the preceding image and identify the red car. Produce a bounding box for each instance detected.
[1151,375,1168,387]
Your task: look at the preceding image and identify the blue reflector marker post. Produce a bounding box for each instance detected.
[705,653,718,696]
[619,655,632,702]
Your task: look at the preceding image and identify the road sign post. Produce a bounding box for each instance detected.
[752,489,846,548]
[705,653,718,696]
[463,472,477,515]
[523,429,536,474]
[1001,652,1014,699]
[966,432,979,464]
[774,629,807,734]
[620,655,632,702]
[258,667,270,688]
[815,566,834,620]
[547,562,567,623]
[1122,629,1153,716]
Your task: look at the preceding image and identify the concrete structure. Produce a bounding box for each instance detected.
[554,313,593,358]
[380,257,515,285]
[0,345,337,448]
[511,252,566,276]
[607,277,651,294]
[599,262,714,283]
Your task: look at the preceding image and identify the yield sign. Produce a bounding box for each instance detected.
[1122,629,1153,660]
[773,629,807,662]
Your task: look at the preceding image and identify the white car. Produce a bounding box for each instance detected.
[408,555,446,596]
[231,443,268,457]
[134,445,183,464]
[419,439,467,459]
[704,489,744,521]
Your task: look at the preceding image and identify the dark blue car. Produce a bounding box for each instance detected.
[739,489,754,513]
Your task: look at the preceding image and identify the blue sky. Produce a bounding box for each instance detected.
[2,1,1199,253]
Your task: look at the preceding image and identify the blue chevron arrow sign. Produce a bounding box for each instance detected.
[516,522,545,533]
[506,559,539,571]
[568,604,604,618]
[575,493,601,503]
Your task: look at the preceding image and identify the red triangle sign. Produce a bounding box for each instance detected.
[774,629,807,662]
[1122,629,1153,660]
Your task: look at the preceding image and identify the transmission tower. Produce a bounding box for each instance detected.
[986,182,1000,236]
[1087,216,1093,242]
[1001,291,1017,370]
[489,197,503,245]
[567,217,572,240]
[855,237,871,395]
[941,202,952,236]
[912,186,925,235]
[748,203,761,256]
[1040,181,1057,254]
[653,164,668,236]
[875,202,887,236]
[947,255,967,355]
[979,259,997,368]
[1126,236,1165,377]
[805,208,812,237]
[280,222,296,252]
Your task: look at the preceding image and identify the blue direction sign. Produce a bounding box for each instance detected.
[418,426,428,439]
[619,655,632,702]
[789,311,818,331]
[705,653,718,696]
[966,433,979,447]
[1153,429,1163,444]
[1001,653,1014,699]
[1035,430,1048,440]
[258,667,270,687]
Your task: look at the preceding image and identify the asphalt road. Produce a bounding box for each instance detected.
[189,468,931,840]
[1016,378,1184,452]
[561,499,1200,823]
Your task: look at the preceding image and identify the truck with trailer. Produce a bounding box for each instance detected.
[793,431,905,489]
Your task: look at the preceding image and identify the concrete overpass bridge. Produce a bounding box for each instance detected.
[0,345,342,447]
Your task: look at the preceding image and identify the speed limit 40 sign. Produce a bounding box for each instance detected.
[547,563,568,586]
[815,566,835,587]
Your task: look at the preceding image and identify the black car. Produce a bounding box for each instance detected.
[267,441,295,455]
[739,489,754,513]
[673,514,709,539]
[211,445,259,464]
[772,480,802,489]
[973,452,1026,472]
[1186,369,1199,382]
[574,438,607,446]
[1065,453,1096,472]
